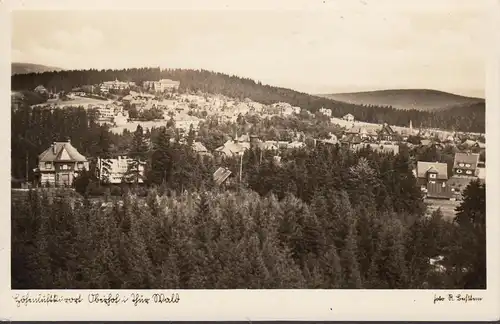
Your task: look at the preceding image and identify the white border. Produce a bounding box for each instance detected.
[1,0,499,321]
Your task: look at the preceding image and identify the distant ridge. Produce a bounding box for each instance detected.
[317,89,484,112]
[11,62,63,75]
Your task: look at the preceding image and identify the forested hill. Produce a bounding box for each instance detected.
[11,67,484,133]
[319,89,484,112]
[12,62,63,75]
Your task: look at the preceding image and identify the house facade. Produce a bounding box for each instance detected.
[453,152,480,177]
[97,156,145,184]
[34,85,48,95]
[378,123,399,142]
[143,79,180,92]
[342,113,354,122]
[35,140,89,187]
[416,161,453,199]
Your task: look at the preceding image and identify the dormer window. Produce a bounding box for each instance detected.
[465,163,471,168]
[457,169,463,174]
[429,173,437,179]
[45,162,52,169]
[459,163,465,167]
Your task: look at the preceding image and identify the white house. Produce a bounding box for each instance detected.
[319,107,332,117]
[97,156,146,184]
[342,113,355,122]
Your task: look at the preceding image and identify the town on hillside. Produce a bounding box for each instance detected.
[13,78,486,203]
[11,68,487,292]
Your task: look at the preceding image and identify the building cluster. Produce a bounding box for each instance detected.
[415,152,484,200]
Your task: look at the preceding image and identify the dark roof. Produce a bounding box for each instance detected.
[342,134,362,144]
[213,167,232,186]
[39,141,87,162]
[453,153,479,169]
[417,161,448,179]
[379,124,396,135]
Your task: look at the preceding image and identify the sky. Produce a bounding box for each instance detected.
[11,1,486,97]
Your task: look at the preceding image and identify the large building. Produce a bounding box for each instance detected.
[143,79,180,92]
[100,80,134,93]
[35,139,89,187]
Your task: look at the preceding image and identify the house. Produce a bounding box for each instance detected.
[113,111,129,126]
[192,142,212,157]
[34,85,48,95]
[259,141,279,151]
[100,79,131,93]
[416,161,453,199]
[342,113,355,122]
[378,123,399,142]
[319,107,332,117]
[35,139,89,187]
[340,134,362,149]
[97,156,145,184]
[215,140,249,158]
[288,140,306,149]
[453,152,480,177]
[213,167,233,186]
[143,79,180,92]
[473,141,486,149]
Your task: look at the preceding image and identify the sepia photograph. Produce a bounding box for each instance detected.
[9,0,488,294]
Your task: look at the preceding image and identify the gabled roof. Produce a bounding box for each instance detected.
[453,153,480,169]
[416,161,448,179]
[39,141,87,162]
[213,167,232,186]
[379,123,396,135]
[342,134,362,144]
[192,141,208,153]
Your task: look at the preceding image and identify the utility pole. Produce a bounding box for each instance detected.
[239,151,243,183]
[25,152,29,184]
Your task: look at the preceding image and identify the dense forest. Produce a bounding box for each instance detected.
[11,165,486,289]
[12,67,485,132]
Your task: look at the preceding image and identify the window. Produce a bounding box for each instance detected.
[465,163,471,168]
[61,164,68,170]
[429,173,437,179]
[466,170,472,175]
[459,163,465,167]
[77,162,84,170]
[457,169,463,174]
[44,162,52,169]
[442,182,446,188]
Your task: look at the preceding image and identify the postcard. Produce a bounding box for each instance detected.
[1,0,499,321]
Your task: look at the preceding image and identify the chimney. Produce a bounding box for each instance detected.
[52,142,57,154]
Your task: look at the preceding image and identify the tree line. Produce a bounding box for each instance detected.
[12,67,484,132]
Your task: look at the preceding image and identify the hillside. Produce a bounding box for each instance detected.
[12,62,63,75]
[318,89,484,112]
[11,67,485,133]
